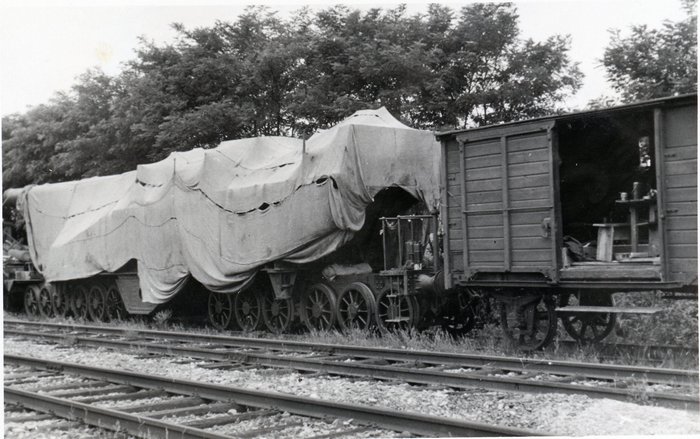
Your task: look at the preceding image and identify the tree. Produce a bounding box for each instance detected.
[602,0,697,102]
[3,3,583,189]
[290,3,582,130]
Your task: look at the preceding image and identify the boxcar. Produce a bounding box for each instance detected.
[435,94,697,349]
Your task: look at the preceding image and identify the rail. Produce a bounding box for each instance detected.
[5,319,698,411]
[5,354,544,437]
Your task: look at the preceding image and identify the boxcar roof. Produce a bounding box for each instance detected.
[435,93,697,139]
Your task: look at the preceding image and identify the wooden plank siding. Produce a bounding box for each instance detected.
[662,104,698,284]
[506,133,555,268]
[444,142,462,279]
[444,124,557,280]
[439,94,695,289]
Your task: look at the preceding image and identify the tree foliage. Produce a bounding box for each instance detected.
[602,0,697,102]
[3,3,582,189]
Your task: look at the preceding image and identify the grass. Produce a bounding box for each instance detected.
[609,291,699,346]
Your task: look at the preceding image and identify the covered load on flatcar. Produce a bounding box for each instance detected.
[14,108,440,306]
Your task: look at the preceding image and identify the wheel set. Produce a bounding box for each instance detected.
[207,279,429,335]
[207,284,293,334]
[22,277,621,351]
[23,280,126,322]
[559,291,617,344]
[498,294,557,351]
[493,290,619,350]
[336,282,376,331]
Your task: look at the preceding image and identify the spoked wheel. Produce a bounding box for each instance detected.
[440,290,483,337]
[234,288,262,332]
[336,282,376,331]
[208,291,234,330]
[560,291,617,344]
[51,284,69,318]
[23,285,41,318]
[105,284,127,321]
[38,284,55,318]
[301,283,337,332]
[262,293,294,334]
[70,284,89,319]
[499,294,557,351]
[376,288,415,332]
[87,283,108,322]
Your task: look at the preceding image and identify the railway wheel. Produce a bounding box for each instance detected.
[300,283,337,332]
[499,294,556,351]
[70,284,89,319]
[560,291,616,344]
[376,288,415,332]
[208,291,234,330]
[38,284,55,318]
[234,288,262,332]
[23,285,41,318]
[262,293,293,334]
[336,282,376,331]
[87,283,108,321]
[440,291,481,337]
[51,284,69,318]
[105,284,127,321]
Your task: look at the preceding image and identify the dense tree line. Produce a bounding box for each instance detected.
[589,0,697,108]
[5,4,586,188]
[602,0,696,102]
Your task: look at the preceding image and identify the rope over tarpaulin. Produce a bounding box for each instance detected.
[19,108,441,303]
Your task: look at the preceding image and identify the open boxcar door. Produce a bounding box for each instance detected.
[448,120,561,284]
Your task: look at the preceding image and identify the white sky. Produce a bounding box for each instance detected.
[0,0,689,116]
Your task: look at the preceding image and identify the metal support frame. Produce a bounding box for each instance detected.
[263,267,297,300]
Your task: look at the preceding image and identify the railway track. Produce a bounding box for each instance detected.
[5,319,699,411]
[4,354,543,438]
[556,339,698,363]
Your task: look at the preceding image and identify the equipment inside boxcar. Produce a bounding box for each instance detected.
[558,109,659,264]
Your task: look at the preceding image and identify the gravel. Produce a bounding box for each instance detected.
[4,337,700,437]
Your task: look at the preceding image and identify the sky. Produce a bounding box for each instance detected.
[0,0,690,117]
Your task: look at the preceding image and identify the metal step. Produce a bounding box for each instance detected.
[556,306,662,314]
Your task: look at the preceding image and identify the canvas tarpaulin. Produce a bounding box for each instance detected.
[19,108,441,303]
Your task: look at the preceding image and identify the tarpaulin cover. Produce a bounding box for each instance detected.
[19,108,440,303]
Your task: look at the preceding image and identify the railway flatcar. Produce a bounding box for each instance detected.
[3,108,468,335]
[434,93,697,349]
